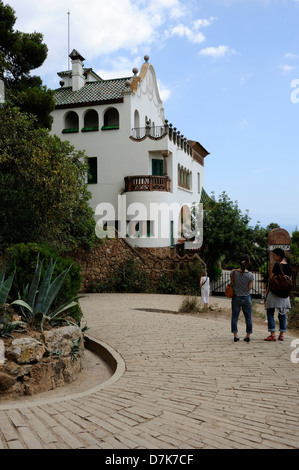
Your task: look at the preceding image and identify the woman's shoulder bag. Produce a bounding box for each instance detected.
[225,270,236,299]
[269,263,292,298]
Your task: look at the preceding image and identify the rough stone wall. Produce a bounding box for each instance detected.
[66,237,147,291]
[0,326,84,398]
[66,237,205,291]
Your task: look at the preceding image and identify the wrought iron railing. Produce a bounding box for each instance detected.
[131,126,166,140]
[130,122,193,156]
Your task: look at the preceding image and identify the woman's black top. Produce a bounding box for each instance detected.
[273,262,292,277]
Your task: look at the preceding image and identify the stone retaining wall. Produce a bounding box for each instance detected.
[0,325,84,397]
[66,237,205,292]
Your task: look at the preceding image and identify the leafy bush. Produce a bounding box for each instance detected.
[157,274,177,294]
[109,257,149,293]
[4,243,83,324]
[158,261,204,296]
[259,261,270,282]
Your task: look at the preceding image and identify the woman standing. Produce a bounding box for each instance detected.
[200,271,210,310]
[231,254,254,342]
[264,248,292,341]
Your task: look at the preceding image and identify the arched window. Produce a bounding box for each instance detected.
[82,109,99,132]
[178,164,192,190]
[134,110,140,128]
[133,110,140,138]
[63,111,79,133]
[102,108,119,130]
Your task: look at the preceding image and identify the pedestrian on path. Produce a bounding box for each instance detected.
[231,254,254,343]
[200,270,210,309]
[264,248,292,342]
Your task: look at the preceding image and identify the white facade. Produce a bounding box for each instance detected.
[51,50,209,248]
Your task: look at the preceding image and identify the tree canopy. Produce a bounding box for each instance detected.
[0,106,96,250]
[0,1,55,128]
[199,191,279,277]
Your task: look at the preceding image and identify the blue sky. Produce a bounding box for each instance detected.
[7,0,299,234]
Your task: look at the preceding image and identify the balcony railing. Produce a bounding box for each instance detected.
[130,121,193,157]
[131,126,166,139]
[125,175,171,192]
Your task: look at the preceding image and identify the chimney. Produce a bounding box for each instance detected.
[69,49,85,91]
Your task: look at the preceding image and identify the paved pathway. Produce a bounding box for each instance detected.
[0,293,299,449]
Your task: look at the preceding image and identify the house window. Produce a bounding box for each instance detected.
[63,111,79,133]
[178,164,191,190]
[152,159,164,176]
[82,109,99,132]
[88,157,98,184]
[102,108,119,130]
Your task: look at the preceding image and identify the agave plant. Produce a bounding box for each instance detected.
[0,271,15,306]
[0,271,27,337]
[19,256,79,331]
[0,313,23,338]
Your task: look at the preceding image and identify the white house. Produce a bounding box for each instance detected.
[51,50,209,249]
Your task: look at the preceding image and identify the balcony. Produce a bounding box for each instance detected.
[130,121,194,157]
[124,175,171,192]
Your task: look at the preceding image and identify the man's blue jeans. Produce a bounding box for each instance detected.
[266,308,287,333]
[231,295,253,334]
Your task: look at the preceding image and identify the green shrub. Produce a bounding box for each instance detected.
[157,273,176,294]
[207,263,222,282]
[259,261,270,281]
[109,257,149,293]
[4,243,83,324]
[157,261,205,296]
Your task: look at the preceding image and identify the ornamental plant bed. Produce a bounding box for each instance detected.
[0,254,85,400]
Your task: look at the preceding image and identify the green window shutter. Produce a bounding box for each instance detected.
[152,159,164,176]
[88,157,98,184]
[170,221,174,248]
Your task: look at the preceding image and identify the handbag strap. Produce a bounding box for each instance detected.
[278,263,284,275]
[230,269,236,285]
[278,263,290,278]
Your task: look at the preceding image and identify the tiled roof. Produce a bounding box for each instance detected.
[54,78,131,108]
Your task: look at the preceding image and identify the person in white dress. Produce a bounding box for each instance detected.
[200,271,210,309]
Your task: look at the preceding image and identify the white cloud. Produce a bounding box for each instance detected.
[96,56,143,80]
[157,80,171,101]
[168,24,206,44]
[8,0,187,82]
[192,17,217,29]
[199,45,236,59]
[165,15,216,45]
[279,64,296,73]
[284,52,298,60]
